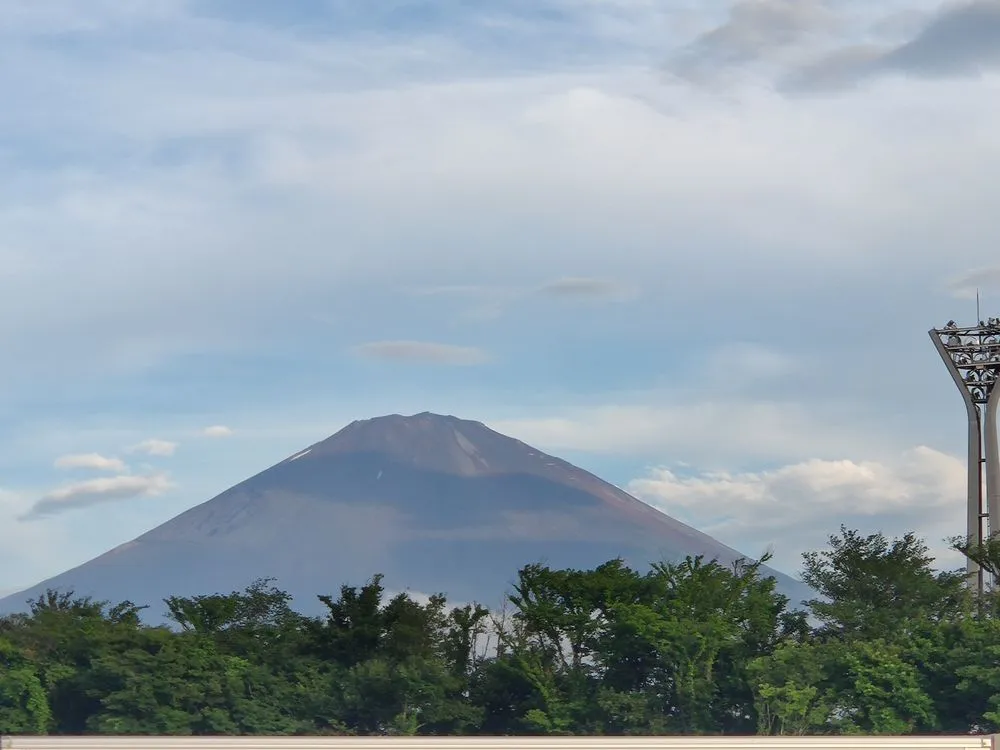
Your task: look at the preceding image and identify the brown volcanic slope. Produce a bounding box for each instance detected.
[0,413,809,617]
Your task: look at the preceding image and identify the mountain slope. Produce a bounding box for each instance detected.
[0,413,811,616]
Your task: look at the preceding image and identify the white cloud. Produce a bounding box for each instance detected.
[129,438,177,456]
[413,276,635,321]
[202,425,234,438]
[628,446,967,575]
[491,397,899,468]
[0,8,998,390]
[20,473,173,521]
[0,487,20,508]
[352,341,492,366]
[53,452,126,472]
[705,342,800,382]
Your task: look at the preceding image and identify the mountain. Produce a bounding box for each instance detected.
[0,413,811,617]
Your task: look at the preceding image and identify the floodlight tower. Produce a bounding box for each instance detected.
[929,317,1000,593]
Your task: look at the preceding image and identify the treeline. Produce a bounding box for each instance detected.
[2,527,1000,736]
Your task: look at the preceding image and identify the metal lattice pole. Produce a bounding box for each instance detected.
[929,318,1000,595]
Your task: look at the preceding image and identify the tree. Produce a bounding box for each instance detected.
[750,638,936,735]
[802,527,967,640]
[0,637,51,734]
[596,555,797,734]
[2,524,994,737]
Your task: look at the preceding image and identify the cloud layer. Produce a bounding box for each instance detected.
[536,277,635,301]
[670,0,1000,91]
[491,395,898,468]
[53,453,126,472]
[0,0,996,592]
[21,473,172,521]
[129,439,177,457]
[353,341,492,366]
[628,446,966,575]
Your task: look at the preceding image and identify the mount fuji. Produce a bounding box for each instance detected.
[0,412,810,617]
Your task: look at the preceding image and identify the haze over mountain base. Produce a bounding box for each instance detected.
[0,413,811,618]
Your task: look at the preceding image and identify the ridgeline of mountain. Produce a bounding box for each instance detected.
[0,412,810,617]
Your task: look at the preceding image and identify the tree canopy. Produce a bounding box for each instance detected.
[1,526,997,736]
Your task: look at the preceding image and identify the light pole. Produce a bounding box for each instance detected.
[929,318,1000,594]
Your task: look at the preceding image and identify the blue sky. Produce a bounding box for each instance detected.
[3,0,1000,596]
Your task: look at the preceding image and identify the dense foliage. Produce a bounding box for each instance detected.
[2,526,1000,736]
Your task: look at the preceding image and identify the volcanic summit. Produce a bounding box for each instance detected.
[0,412,809,615]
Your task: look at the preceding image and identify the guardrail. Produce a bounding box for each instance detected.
[1,737,996,750]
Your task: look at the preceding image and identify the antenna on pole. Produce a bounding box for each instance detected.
[978,288,982,323]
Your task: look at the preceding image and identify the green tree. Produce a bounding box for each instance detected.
[750,638,936,735]
[0,637,51,734]
[597,555,797,734]
[0,590,147,733]
[802,527,967,640]
[2,523,992,738]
